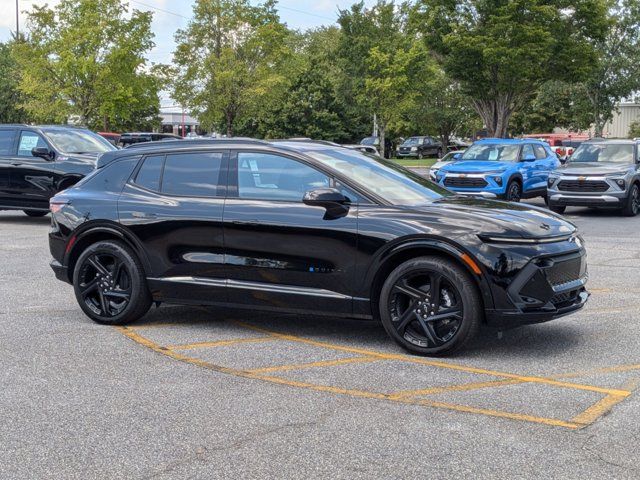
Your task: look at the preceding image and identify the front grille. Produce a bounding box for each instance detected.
[444,177,488,188]
[550,289,580,308]
[544,256,583,287]
[558,180,609,192]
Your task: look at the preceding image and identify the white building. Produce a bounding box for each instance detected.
[602,102,640,138]
[159,108,202,136]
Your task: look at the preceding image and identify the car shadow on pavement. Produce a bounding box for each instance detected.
[0,213,50,225]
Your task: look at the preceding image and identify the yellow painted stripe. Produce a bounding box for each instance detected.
[389,379,522,399]
[247,356,379,374]
[116,326,581,430]
[232,321,631,397]
[166,336,274,351]
[571,378,639,427]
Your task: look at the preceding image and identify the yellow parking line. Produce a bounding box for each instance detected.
[247,356,379,374]
[166,336,275,351]
[389,379,522,399]
[233,321,631,397]
[571,378,639,426]
[114,326,584,429]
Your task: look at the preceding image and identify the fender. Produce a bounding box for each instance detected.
[63,220,153,277]
[365,236,495,311]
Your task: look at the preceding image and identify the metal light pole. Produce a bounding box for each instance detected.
[16,0,19,38]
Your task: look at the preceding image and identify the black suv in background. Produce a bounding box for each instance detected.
[396,136,443,159]
[49,139,589,356]
[0,125,116,216]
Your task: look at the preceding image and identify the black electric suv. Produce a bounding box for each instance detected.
[49,139,589,355]
[0,124,116,216]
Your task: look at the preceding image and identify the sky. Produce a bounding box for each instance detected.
[0,0,377,109]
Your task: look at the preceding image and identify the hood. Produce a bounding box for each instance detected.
[414,196,576,239]
[558,161,634,176]
[441,161,508,174]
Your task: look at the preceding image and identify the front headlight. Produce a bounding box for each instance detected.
[410,146,418,152]
[478,233,573,244]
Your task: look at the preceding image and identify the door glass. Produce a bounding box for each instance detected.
[335,180,370,204]
[18,132,48,157]
[521,144,535,160]
[134,155,164,191]
[237,152,330,201]
[0,129,16,155]
[161,152,224,197]
[533,145,547,159]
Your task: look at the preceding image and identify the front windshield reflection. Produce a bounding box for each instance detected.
[461,143,519,162]
[569,143,634,164]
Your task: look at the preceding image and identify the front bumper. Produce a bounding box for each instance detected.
[548,175,627,207]
[484,249,589,329]
[50,259,71,284]
[397,151,419,157]
[549,192,623,207]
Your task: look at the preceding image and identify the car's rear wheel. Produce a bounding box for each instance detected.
[24,210,48,217]
[418,152,424,160]
[621,183,640,217]
[379,256,481,356]
[73,240,151,325]
[505,180,521,202]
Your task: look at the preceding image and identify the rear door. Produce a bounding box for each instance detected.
[519,144,538,194]
[223,150,359,315]
[8,130,57,208]
[118,149,229,304]
[0,128,17,205]
[533,143,556,191]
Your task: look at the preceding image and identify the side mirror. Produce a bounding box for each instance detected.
[32,147,54,161]
[522,154,536,162]
[303,188,350,218]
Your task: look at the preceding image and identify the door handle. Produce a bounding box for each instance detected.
[11,162,22,166]
[231,219,259,226]
[131,211,157,219]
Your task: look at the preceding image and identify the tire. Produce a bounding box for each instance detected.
[23,210,48,217]
[436,148,443,158]
[72,240,152,325]
[621,183,640,217]
[549,205,566,214]
[505,180,521,202]
[379,256,482,356]
[418,152,424,160]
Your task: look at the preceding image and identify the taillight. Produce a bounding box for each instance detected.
[556,148,566,156]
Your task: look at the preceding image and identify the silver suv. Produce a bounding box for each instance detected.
[547,139,640,216]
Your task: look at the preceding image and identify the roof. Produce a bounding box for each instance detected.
[580,138,639,144]
[475,137,548,145]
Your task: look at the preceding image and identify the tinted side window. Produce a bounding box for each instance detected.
[0,129,16,155]
[237,152,330,201]
[335,180,369,205]
[534,145,547,159]
[134,155,164,191]
[161,152,223,197]
[18,131,48,157]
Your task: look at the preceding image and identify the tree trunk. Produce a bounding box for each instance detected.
[379,124,386,158]
[226,110,234,137]
[103,115,109,132]
[471,96,514,138]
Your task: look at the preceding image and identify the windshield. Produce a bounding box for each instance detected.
[461,143,520,162]
[403,137,424,146]
[306,147,452,206]
[360,137,378,146]
[44,129,116,154]
[569,143,634,164]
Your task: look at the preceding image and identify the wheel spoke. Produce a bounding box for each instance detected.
[428,273,441,306]
[104,290,130,300]
[393,281,425,300]
[394,300,418,334]
[80,278,99,296]
[416,316,442,346]
[426,310,462,322]
[97,290,111,316]
[87,255,109,276]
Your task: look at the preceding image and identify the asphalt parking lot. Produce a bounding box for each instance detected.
[1,199,639,479]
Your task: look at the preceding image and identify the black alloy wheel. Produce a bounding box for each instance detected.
[505,180,521,202]
[73,240,151,325]
[379,257,481,356]
[622,183,640,217]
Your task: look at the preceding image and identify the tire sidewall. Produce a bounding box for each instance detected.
[378,257,481,356]
[72,240,149,325]
[506,180,521,202]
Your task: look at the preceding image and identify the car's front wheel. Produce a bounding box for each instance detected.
[621,183,640,217]
[505,180,521,202]
[24,210,48,217]
[72,240,151,325]
[379,256,481,356]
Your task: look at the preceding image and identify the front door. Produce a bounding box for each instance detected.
[223,150,359,315]
[118,150,229,305]
[8,130,57,209]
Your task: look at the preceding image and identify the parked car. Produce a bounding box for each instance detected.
[447,138,470,151]
[522,133,589,160]
[396,136,442,159]
[435,138,560,201]
[547,138,640,216]
[118,132,182,147]
[48,139,588,356]
[97,132,121,146]
[360,136,392,158]
[343,144,380,155]
[429,151,462,181]
[0,124,116,216]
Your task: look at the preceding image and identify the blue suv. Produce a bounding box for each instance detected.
[435,138,560,201]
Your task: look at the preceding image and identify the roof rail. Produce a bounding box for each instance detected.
[122,137,271,150]
[272,138,341,146]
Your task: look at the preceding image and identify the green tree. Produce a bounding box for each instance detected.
[580,0,640,137]
[172,0,291,137]
[12,0,160,131]
[0,40,27,124]
[415,0,608,138]
[628,119,640,139]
